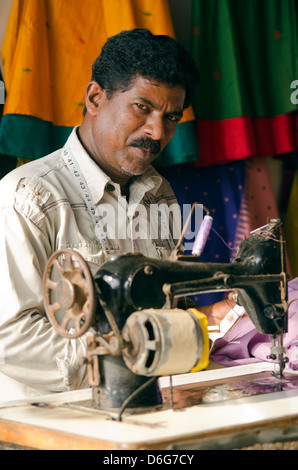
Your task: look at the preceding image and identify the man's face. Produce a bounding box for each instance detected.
[88,76,185,179]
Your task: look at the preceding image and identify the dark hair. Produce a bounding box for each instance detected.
[91,28,199,109]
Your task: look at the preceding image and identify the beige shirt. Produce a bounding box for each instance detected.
[0,127,181,401]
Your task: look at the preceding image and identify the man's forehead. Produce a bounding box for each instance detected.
[122,76,186,107]
[129,75,182,91]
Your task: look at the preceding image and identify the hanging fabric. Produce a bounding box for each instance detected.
[0,0,198,166]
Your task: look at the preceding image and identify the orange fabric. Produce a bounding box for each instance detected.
[2,0,194,127]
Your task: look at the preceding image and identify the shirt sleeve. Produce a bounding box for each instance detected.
[0,177,90,393]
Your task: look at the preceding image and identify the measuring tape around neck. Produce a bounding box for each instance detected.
[62,144,112,255]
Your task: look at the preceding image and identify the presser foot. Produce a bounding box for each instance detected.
[271,355,289,379]
[267,334,288,379]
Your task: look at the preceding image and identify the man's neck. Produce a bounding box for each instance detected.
[76,125,131,195]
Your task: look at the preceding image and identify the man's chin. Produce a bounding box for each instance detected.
[119,165,147,177]
[119,159,155,177]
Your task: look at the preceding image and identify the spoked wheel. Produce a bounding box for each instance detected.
[43,249,95,338]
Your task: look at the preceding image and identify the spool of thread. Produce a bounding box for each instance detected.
[192,215,213,255]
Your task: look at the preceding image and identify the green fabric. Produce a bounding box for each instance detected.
[191,0,298,120]
[0,114,72,159]
[0,114,199,166]
[154,120,199,167]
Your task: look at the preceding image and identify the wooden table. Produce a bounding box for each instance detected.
[1,362,298,450]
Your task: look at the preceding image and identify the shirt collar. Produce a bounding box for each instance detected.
[65,126,163,204]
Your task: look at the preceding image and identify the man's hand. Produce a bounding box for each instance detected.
[198,298,240,327]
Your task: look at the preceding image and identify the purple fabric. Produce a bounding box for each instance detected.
[210,278,298,369]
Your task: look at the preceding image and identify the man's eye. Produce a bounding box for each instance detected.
[136,103,148,111]
[168,114,181,123]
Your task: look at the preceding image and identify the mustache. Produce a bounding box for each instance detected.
[129,137,161,155]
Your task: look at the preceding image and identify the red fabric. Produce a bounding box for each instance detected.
[195,112,298,167]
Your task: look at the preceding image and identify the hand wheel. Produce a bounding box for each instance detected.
[43,249,95,338]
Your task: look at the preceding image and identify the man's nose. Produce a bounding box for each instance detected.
[143,114,165,141]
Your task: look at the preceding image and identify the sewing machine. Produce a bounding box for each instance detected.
[43,218,288,417]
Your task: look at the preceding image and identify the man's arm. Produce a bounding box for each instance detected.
[0,200,89,393]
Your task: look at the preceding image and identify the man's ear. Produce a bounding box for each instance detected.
[85,81,105,116]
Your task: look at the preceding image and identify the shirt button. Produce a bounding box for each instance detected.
[106,183,115,192]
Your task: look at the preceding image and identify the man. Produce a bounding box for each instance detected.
[0,29,201,400]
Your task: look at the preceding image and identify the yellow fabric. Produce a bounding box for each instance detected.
[2,0,194,128]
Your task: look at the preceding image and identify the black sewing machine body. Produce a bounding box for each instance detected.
[94,223,287,336]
